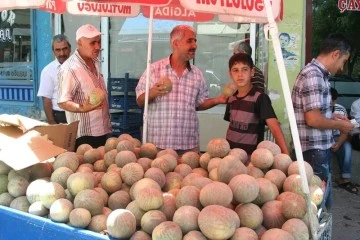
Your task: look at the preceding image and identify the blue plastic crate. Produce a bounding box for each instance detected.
[109,77,138,92]
[109,95,138,110]
[111,112,143,129]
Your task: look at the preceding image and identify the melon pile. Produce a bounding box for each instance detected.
[0,136,325,240]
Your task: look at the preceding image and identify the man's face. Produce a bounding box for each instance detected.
[78,35,101,59]
[53,40,71,64]
[175,30,197,61]
[279,35,290,48]
[332,51,350,75]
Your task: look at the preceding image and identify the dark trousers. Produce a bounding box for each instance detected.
[53,110,67,124]
[351,134,360,151]
[75,135,108,149]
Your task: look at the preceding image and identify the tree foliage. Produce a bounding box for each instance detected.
[312,0,360,77]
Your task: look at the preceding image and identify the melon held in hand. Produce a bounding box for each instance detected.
[159,76,173,92]
[222,82,237,97]
[89,88,106,105]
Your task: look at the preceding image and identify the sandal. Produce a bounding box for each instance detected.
[338,182,359,194]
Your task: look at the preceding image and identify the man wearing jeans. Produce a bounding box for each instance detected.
[292,33,353,210]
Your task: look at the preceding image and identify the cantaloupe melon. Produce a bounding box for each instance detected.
[0,192,14,206]
[261,228,295,240]
[139,143,158,159]
[104,149,118,168]
[159,76,173,92]
[49,198,73,222]
[135,187,163,211]
[175,185,201,209]
[199,181,233,207]
[131,178,161,200]
[229,174,259,204]
[174,164,193,177]
[89,87,106,105]
[76,143,93,155]
[198,205,240,240]
[26,179,49,204]
[222,82,237,97]
[208,168,218,181]
[51,167,73,189]
[250,148,274,170]
[8,168,31,181]
[180,151,200,169]
[144,167,166,188]
[87,214,107,233]
[107,209,136,239]
[183,230,207,240]
[228,148,249,164]
[151,157,171,173]
[93,160,106,172]
[247,166,265,179]
[10,196,30,212]
[207,157,221,172]
[160,153,178,172]
[101,171,122,194]
[173,205,200,234]
[126,200,146,227]
[272,153,293,174]
[162,171,183,192]
[118,133,133,141]
[108,190,131,210]
[287,161,314,183]
[217,155,247,183]
[199,152,211,170]
[230,227,258,240]
[140,209,167,234]
[93,187,109,205]
[117,139,135,152]
[67,172,95,196]
[0,161,11,175]
[309,185,324,206]
[185,176,212,190]
[310,175,322,188]
[129,230,151,240]
[261,200,286,229]
[104,137,119,153]
[83,148,102,164]
[74,189,104,216]
[156,148,179,160]
[0,174,8,194]
[69,208,92,228]
[280,191,306,219]
[121,162,144,186]
[39,182,66,208]
[253,178,279,206]
[159,192,177,221]
[282,174,304,197]
[281,218,309,240]
[207,138,230,158]
[152,221,183,240]
[235,203,263,230]
[115,150,137,167]
[137,157,153,172]
[28,201,49,216]
[264,169,287,192]
[53,152,79,172]
[192,168,208,178]
[257,140,281,156]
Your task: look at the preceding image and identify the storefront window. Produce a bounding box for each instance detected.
[109,15,255,99]
[0,10,32,83]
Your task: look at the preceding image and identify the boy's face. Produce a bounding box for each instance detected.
[229,62,254,89]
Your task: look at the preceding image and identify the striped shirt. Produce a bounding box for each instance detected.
[291,58,333,151]
[58,50,111,138]
[135,56,208,150]
[224,87,276,155]
[332,103,347,137]
[253,66,266,92]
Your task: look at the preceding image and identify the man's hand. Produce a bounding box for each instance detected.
[150,81,169,98]
[339,120,354,134]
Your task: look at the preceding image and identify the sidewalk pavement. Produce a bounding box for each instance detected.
[331,182,360,240]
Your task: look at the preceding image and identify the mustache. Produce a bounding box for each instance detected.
[189,48,196,52]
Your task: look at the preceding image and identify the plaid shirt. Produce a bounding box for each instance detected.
[292,59,333,151]
[58,50,111,138]
[136,56,208,150]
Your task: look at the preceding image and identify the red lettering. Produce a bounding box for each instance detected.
[348,0,356,9]
[338,0,348,12]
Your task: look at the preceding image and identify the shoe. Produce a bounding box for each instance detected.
[338,182,359,194]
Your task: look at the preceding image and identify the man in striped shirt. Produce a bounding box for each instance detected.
[291,34,353,210]
[58,24,111,149]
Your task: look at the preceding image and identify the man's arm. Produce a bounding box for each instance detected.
[305,109,353,134]
[136,82,169,107]
[196,95,228,111]
[58,98,102,113]
[266,118,289,155]
[42,97,56,124]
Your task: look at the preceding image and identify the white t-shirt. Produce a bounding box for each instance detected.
[37,59,64,111]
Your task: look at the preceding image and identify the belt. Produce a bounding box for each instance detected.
[53,110,65,113]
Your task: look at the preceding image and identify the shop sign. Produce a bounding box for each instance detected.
[0,67,32,80]
[338,0,360,12]
[142,0,214,21]
[179,0,283,19]
[0,10,16,42]
[40,0,66,13]
[66,1,140,17]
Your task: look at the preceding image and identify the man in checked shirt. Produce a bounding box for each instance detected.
[136,25,227,156]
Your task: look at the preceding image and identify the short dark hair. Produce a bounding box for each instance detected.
[330,87,338,101]
[229,53,254,70]
[234,42,252,56]
[52,34,71,50]
[319,33,351,56]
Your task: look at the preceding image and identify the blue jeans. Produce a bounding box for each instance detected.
[303,149,332,211]
[333,137,352,179]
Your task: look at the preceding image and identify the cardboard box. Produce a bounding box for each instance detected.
[0,114,78,170]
